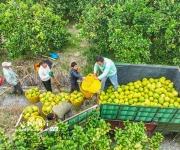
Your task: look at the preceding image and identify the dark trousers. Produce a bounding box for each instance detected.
[42,79,52,92]
[12,82,23,94]
[70,82,80,93]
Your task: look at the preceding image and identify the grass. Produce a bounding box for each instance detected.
[0,105,24,135]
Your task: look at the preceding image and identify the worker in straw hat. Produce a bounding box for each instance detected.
[2,62,24,95]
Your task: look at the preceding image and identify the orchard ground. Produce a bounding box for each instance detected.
[1,86,180,150]
[0,24,180,149]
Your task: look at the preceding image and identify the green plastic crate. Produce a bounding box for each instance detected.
[135,117,152,122]
[158,108,177,113]
[78,119,87,126]
[166,123,180,128]
[68,116,79,125]
[41,130,56,137]
[101,109,118,115]
[120,105,139,111]
[79,112,87,120]
[176,110,180,114]
[153,118,160,122]
[119,111,136,116]
[101,105,119,110]
[171,119,180,123]
[139,107,159,112]
[137,112,155,117]
[117,115,135,120]
[154,122,167,132]
[101,115,116,120]
[173,114,180,119]
[87,109,94,115]
[155,113,174,118]
[163,124,180,132]
[158,118,171,122]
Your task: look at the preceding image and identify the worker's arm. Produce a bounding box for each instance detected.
[71,70,83,79]
[98,64,111,80]
[93,63,99,76]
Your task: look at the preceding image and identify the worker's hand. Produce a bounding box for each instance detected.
[94,73,97,77]
[82,77,85,80]
[94,76,99,80]
[48,71,53,76]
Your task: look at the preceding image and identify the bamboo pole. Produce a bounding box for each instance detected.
[0,74,30,96]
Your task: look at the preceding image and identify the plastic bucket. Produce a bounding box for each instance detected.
[81,74,101,93]
[80,86,94,99]
[42,105,53,116]
[27,116,45,130]
[25,91,40,103]
[22,106,39,120]
[34,63,40,73]
[42,105,48,116]
[70,97,84,107]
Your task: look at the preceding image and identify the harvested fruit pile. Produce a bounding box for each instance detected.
[70,90,84,103]
[69,90,84,106]
[25,88,40,98]
[41,91,71,115]
[22,88,85,130]
[99,77,180,108]
[27,116,45,130]
[39,91,55,103]
[22,106,39,120]
[54,92,70,104]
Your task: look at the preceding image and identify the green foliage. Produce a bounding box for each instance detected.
[114,121,163,150]
[81,47,99,75]
[0,111,163,150]
[0,0,70,58]
[149,132,164,150]
[26,0,85,19]
[77,0,180,65]
[0,128,10,150]
[11,125,42,149]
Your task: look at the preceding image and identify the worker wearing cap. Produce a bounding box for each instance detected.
[2,62,24,95]
[47,102,72,122]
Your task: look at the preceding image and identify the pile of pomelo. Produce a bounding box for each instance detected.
[99,77,180,108]
[25,88,40,98]
[42,101,57,115]
[70,90,84,103]
[22,106,39,120]
[54,92,70,104]
[27,116,45,130]
[39,91,55,104]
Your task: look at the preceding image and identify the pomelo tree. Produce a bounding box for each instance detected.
[77,0,180,65]
[0,1,69,58]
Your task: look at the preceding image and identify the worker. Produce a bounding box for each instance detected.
[70,62,85,93]
[38,60,53,92]
[94,56,118,91]
[47,102,72,122]
[2,62,24,95]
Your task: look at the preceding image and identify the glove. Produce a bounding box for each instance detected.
[48,71,53,76]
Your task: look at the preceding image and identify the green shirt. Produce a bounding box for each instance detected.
[94,58,117,80]
[52,102,72,119]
